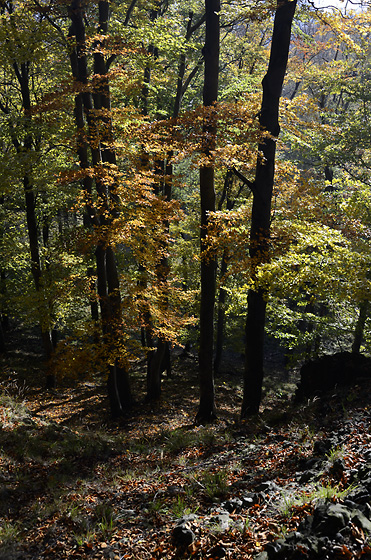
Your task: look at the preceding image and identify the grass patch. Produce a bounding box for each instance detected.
[0,519,20,547]
[279,481,358,519]
[171,496,199,518]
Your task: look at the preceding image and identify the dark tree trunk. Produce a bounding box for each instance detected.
[214,248,228,376]
[0,258,6,353]
[241,0,297,418]
[0,267,9,334]
[195,0,220,425]
[146,163,172,401]
[69,0,132,416]
[11,59,55,381]
[93,2,132,408]
[352,301,368,354]
[0,321,5,354]
[214,169,235,375]
[145,9,206,398]
[137,9,159,389]
[147,338,167,400]
[141,8,173,401]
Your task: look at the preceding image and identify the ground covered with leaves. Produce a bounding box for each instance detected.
[0,332,370,559]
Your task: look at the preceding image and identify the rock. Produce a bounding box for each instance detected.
[298,514,313,533]
[264,539,291,558]
[358,464,371,480]
[313,438,333,456]
[334,532,345,543]
[166,485,185,496]
[285,531,304,542]
[298,457,321,470]
[312,503,351,536]
[347,484,370,505]
[298,469,318,483]
[301,535,320,554]
[172,525,195,546]
[209,545,227,558]
[348,468,359,482]
[317,536,331,552]
[242,493,260,508]
[329,458,346,478]
[343,499,358,510]
[119,508,136,517]
[351,510,371,533]
[222,497,243,513]
[207,511,230,532]
[254,553,268,560]
[295,352,371,400]
[22,417,37,427]
[256,481,280,493]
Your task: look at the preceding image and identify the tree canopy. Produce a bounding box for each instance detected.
[0,0,370,419]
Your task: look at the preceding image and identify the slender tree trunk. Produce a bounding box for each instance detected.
[146,160,172,400]
[0,246,6,353]
[0,266,9,339]
[137,8,158,385]
[352,301,368,354]
[146,10,206,398]
[24,175,54,358]
[214,248,228,376]
[138,7,173,401]
[214,169,235,375]
[241,0,297,418]
[11,59,55,383]
[94,1,132,411]
[195,0,220,425]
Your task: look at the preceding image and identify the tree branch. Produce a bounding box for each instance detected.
[124,0,139,26]
[231,167,255,193]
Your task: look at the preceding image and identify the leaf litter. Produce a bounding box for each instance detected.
[0,349,370,560]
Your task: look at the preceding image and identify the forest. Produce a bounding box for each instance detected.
[0,0,371,559]
[0,0,371,417]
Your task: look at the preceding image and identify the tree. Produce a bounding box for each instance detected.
[195,0,220,424]
[134,3,206,402]
[241,0,297,418]
[267,7,371,360]
[68,0,132,416]
[0,0,75,386]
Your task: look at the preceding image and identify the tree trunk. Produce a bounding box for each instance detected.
[214,169,235,375]
[0,266,9,342]
[214,247,228,376]
[352,301,368,354]
[146,162,171,401]
[11,58,55,383]
[195,0,220,425]
[146,10,205,399]
[69,0,132,416]
[241,0,297,418]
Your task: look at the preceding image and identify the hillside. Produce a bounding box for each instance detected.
[0,335,370,560]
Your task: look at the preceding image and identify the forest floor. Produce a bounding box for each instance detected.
[0,326,370,559]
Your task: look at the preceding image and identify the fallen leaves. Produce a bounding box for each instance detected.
[1,359,370,560]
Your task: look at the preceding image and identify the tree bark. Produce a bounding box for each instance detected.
[195,0,220,425]
[214,248,228,377]
[352,301,368,354]
[11,58,55,383]
[69,0,132,416]
[241,0,297,418]
[146,161,172,401]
